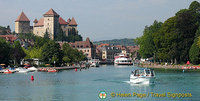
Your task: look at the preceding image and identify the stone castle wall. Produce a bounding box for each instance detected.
[61,25,68,36]
[15,21,30,33]
[33,26,44,37]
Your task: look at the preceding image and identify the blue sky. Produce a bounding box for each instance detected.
[0,0,197,41]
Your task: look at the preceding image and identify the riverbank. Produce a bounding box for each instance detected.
[137,63,200,72]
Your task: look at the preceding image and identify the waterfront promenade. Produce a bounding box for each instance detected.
[138,63,200,71]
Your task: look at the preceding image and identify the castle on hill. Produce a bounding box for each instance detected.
[15,8,78,40]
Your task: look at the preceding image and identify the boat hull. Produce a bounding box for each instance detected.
[115,62,133,65]
[130,75,155,84]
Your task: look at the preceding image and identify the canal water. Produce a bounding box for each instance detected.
[0,65,199,101]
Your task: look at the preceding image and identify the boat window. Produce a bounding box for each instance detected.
[150,70,154,76]
[134,70,139,76]
[139,70,145,75]
[145,70,150,74]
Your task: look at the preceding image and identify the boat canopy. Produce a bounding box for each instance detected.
[132,69,155,76]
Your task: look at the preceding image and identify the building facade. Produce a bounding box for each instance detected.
[98,46,121,62]
[57,37,96,59]
[15,9,78,40]
[69,37,96,59]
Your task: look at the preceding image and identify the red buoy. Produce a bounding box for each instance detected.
[75,68,77,72]
[31,75,34,81]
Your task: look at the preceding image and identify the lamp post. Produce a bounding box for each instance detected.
[54,61,56,67]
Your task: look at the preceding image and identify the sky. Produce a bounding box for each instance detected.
[0,0,198,41]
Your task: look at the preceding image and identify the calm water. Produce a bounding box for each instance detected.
[0,65,199,101]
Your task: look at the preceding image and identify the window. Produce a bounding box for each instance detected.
[48,18,49,21]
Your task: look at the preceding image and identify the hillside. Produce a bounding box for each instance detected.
[93,38,135,46]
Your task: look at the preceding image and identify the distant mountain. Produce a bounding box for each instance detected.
[93,38,135,46]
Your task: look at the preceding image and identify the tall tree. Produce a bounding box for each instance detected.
[11,41,26,65]
[189,1,200,11]
[44,29,50,40]
[41,40,62,66]
[176,9,199,63]
[136,20,162,59]
[0,38,12,65]
[55,28,66,42]
[189,38,200,64]
[153,16,179,63]
[62,43,86,64]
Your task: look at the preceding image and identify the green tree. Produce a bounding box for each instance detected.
[34,36,49,48]
[23,47,42,59]
[11,41,26,65]
[189,1,200,11]
[176,9,199,63]
[153,16,179,63]
[66,28,82,42]
[41,40,62,66]
[136,20,162,60]
[55,28,67,41]
[190,26,200,64]
[189,37,200,64]
[62,43,86,64]
[44,30,50,40]
[66,35,82,42]
[0,38,12,65]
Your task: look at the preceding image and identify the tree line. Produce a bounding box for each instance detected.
[0,33,86,66]
[94,38,135,46]
[135,1,200,64]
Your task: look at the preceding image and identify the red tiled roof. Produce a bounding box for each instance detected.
[44,8,59,16]
[15,12,30,22]
[96,43,110,49]
[34,18,44,27]
[69,37,93,48]
[69,17,77,26]
[0,35,18,43]
[59,17,68,25]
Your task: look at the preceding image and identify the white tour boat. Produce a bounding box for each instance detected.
[88,59,100,67]
[16,67,31,73]
[114,53,133,65]
[130,69,155,84]
[27,66,38,71]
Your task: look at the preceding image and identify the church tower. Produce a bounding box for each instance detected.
[43,8,60,40]
[15,12,30,33]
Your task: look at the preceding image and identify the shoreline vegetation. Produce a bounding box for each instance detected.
[134,1,200,68]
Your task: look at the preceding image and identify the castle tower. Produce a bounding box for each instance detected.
[33,19,38,26]
[43,8,60,40]
[68,17,78,35]
[15,12,30,33]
